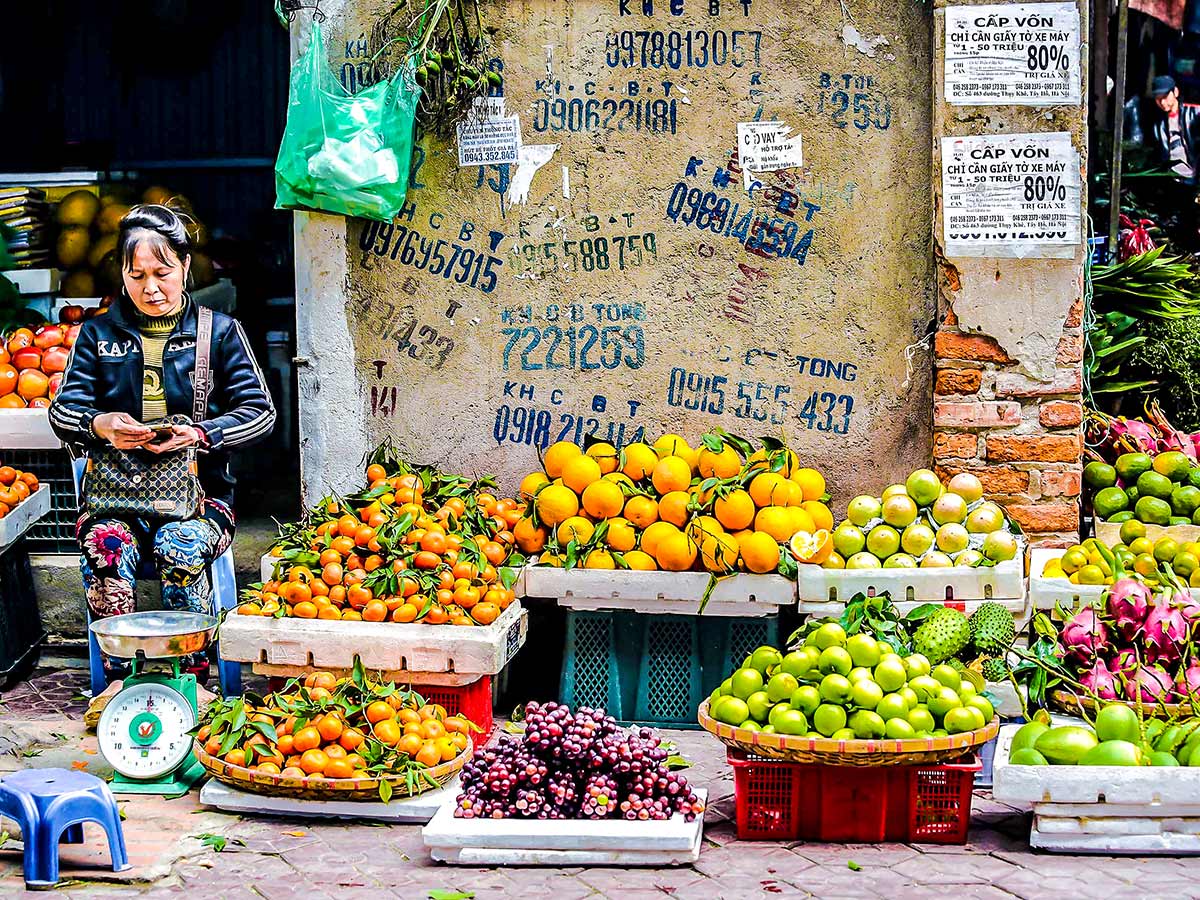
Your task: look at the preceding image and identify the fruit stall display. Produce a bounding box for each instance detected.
[795,468,1025,613]
[1084,449,1200,540]
[993,710,1200,853]
[0,463,47,547]
[195,664,477,801]
[698,633,996,843]
[422,701,708,865]
[0,324,75,410]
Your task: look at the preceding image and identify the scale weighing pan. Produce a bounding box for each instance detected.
[89,611,217,659]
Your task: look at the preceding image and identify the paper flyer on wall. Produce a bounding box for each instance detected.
[941,132,1081,259]
[736,121,803,192]
[457,97,522,167]
[944,2,1081,106]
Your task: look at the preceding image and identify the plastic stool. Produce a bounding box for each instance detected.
[71,460,242,699]
[0,768,130,888]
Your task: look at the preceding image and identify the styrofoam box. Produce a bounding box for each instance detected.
[795,558,1025,607]
[0,487,50,550]
[1029,547,1200,611]
[0,409,62,450]
[218,600,527,677]
[422,789,706,866]
[200,775,459,823]
[992,723,1200,854]
[7,268,60,296]
[521,565,792,617]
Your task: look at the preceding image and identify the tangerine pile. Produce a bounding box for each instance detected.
[196,667,476,794]
[0,324,77,409]
[0,464,41,519]
[239,449,523,626]
[514,431,832,576]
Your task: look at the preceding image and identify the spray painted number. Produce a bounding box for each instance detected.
[359,221,503,294]
[493,405,645,450]
[532,98,677,135]
[816,90,891,131]
[500,325,645,371]
[797,391,854,433]
[393,320,455,368]
[605,30,762,69]
[665,183,814,264]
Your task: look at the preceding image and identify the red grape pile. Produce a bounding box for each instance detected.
[454,702,704,822]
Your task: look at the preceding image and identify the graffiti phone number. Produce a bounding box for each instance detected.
[532,98,678,135]
[359,221,504,294]
[509,233,658,276]
[665,183,814,264]
[605,30,762,69]
[494,404,645,450]
[667,367,854,432]
[501,325,645,371]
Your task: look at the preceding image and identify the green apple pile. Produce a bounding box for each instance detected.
[1010,705,1200,767]
[825,469,1019,570]
[707,624,995,740]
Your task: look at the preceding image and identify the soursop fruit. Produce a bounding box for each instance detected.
[981,656,1011,682]
[912,607,970,663]
[969,601,1016,655]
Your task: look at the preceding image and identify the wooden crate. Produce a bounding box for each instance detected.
[217,601,527,683]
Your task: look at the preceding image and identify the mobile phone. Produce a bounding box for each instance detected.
[149,423,175,438]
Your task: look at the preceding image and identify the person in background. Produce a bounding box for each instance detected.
[1151,75,1200,185]
[49,204,275,684]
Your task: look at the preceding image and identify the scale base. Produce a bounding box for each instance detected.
[110,754,205,798]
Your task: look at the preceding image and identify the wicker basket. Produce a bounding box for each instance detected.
[1049,689,1194,721]
[194,738,471,801]
[698,701,998,766]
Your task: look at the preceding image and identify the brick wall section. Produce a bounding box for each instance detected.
[933,317,1084,548]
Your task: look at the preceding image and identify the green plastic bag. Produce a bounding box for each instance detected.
[275,22,419,222]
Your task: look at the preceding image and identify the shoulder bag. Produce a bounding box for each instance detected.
[84,306,213,521]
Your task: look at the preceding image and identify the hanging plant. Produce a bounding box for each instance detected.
[375,0,500,137]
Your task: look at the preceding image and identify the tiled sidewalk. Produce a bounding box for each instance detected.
[1,669,1197,898]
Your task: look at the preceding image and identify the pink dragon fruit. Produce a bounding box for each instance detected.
[1175,661,1200,701]
[1078,658,1119,700]
[1144,601,1189,664]
[1146,399,1200,462]
[1172,590,1200,625]
[1059,607,1110,663]
[1124,664,1176,704]
[1107,579,1153,638]
[1112,648,1139,678]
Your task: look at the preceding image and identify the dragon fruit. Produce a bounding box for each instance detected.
[1078,658,1119,700]
[1107,579,1152,638]
[1146,399,1200,462]
[1124,664,1176,704]
[1086,409,1166,457]
[1175,661,1200,701]
[1059,607,1110,664]
[1144,601,1188,664]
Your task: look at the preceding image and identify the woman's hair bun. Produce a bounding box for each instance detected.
[117,203,193,271]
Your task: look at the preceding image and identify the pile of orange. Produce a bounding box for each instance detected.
[0,464,40,518]
[238,455,522,626]
[196,669,475,782]
[513,432,832,577]
[0,324,77,409]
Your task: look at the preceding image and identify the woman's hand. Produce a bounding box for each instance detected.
[93,412,154,449]
[145,423,202,454]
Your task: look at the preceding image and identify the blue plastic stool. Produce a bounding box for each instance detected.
[0,768,130,889]
[71,460,242,698]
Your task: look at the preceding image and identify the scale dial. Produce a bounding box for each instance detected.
[97,681,195,779]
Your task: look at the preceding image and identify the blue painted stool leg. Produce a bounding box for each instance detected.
[0,790,45,888]
[96,803,131,872]
[62,823,84,844]
[32,820,61,887]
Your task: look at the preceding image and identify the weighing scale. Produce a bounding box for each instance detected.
[89,611,218,797]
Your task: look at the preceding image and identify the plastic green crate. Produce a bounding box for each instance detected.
[559,609,778,728]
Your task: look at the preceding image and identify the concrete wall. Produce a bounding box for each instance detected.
[295,0,934,503]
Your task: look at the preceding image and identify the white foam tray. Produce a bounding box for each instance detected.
[0,486,49,550]
[217,600,527,679]
[1029,548,1200,611]
[992,723,1200,854]
[522,565,791,617]
[422,788,705,866]
[7,268,60,296]
[199,776,459,823]
[795,557,1025,608]
[0,409,62,450]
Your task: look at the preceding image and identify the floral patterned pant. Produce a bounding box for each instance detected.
[78,500,235,675]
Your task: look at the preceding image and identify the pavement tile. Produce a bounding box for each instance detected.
[994,868,1137,900]
[791,843,918,867]
[890,853,1020,885]
[693,843,813,878]
[576,867,709,893]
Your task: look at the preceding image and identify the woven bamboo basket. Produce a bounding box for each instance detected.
[1050,689,1194,720]
[194,738,471,801]
[698,701,998,765]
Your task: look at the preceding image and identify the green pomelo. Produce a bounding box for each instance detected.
[1095,703,1141,744]
[1010,748,1048,765]
[1035,726,1099,765]
[1078,740,1142,767]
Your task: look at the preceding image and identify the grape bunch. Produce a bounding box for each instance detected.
[454,702,704,822]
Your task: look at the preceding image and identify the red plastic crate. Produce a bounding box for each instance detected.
[413,676,494,739]
[728,749,980,844]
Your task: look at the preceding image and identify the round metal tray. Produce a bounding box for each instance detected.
[89,611,217,659]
